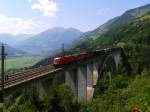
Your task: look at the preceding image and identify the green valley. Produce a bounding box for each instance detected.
[5,56,42,70]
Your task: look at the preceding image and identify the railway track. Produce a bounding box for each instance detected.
[0,48,122,91]
[0,64,62,90]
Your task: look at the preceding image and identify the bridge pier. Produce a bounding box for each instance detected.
[65,62,100,101]
[87,64,94,100]
[65,69,78,97]
[113,51,121,69]
[77,66,87,101]
[93,62,99,86]
[38,80,46,96]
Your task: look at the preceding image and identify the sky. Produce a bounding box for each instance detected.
[0,0,149,35]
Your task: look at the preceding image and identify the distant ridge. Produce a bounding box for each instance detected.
[0,34,32,46]
[14,27,83,56]
[0,42,26,57]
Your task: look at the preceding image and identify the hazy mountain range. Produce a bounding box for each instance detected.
[0,34,32,46]
[14,27,83,56]
[0,3,150,57]
[0,34,31,57]
[0,42,25,57]
[0,27,83,56]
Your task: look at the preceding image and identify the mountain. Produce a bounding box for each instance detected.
[34,4,150,67]
[74,4,150,48]
[0,42,26,57]
[0,34,32,46]
[93,12,150,46]
[5,45,26,57]
[15,27,83,56]
[75,5,150,73]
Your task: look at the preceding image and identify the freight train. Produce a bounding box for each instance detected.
[53,48,114,66]
[53,52,92,66]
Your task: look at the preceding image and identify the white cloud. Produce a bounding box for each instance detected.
[0,14,43,35]
[31,0,58,17]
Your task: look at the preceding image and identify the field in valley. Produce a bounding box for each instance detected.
[4,56,42,70]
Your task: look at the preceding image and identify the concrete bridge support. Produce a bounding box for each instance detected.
[113,51,121,69]
[65,62,100,101]
[77,66,87,101]
[87,64,93,87]
[65,69,78,97]
[87,64,94,100]
[93,62,99,86]
[38,80,46,96]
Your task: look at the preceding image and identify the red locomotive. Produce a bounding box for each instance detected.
[53,52,92,66]
[53,48,112,67]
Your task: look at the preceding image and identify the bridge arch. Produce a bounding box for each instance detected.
[93,54,117,97]
[98,54,117,79]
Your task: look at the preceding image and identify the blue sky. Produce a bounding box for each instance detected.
[0,0,149,35]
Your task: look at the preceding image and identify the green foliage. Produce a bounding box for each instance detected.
[87,71,150,112]
[43,84,80,112]
[4,86,42,112]
[4,84,80,112]
[122,70,150,111]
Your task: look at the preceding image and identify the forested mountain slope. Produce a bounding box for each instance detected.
[74,4,150,49]
[93,12,150,74]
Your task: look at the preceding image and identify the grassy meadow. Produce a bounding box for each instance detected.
[4,56,42,70]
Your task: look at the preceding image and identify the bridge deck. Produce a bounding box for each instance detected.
[0,65,62,91]
[0,48,122,91]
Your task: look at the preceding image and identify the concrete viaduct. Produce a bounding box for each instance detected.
[0,48,131,101]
